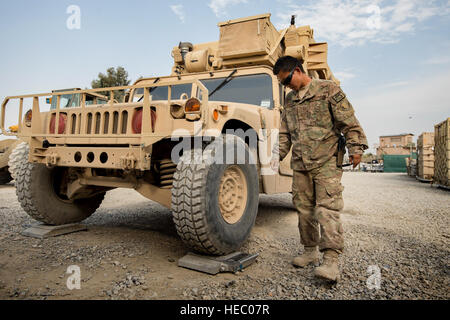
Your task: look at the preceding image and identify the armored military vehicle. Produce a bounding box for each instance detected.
[5,89,108,181]
[1,14,338,254]
[0,138,20,184]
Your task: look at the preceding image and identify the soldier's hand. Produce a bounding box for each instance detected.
[349,154,361,168]
[270,157,280,173]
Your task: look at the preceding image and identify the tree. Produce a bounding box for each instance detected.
[91,66,131,102]
[362,153,375,163]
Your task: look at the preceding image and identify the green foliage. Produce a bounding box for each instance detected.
[91,67,131,102]
[362,153,375,163]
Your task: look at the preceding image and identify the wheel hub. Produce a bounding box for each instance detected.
[218,165,248,224]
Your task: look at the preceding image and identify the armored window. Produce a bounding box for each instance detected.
[200,74,274,109]
[70,94,81,107]
[279,83,285,107]
[133,84,192,102]
[50,94,72,110]
[85,94,95,106]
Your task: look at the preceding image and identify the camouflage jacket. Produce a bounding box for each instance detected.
[278,78,368,171]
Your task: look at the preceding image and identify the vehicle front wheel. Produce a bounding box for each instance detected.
[171,135,259,255]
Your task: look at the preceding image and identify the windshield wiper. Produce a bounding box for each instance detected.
[208,70,237,98]
[138,78,160,102]
[149,78,161,93]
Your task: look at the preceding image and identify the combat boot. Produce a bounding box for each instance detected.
[292,246,319,268]
[314,250,340,282]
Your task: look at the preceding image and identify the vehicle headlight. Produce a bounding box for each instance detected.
[184,98,201,113]
[170,104,185,119]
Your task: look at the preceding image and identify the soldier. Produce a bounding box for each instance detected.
[271,56,368,282]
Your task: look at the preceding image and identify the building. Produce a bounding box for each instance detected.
[377,133,415,157]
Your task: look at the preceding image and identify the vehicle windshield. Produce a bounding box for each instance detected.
[50,93,80,110]
[199,74,274,109]
[50,93,107,109]
[133,84,192,102]
[131,74,274,108]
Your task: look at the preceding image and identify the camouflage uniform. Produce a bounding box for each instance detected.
[279,78,368,254]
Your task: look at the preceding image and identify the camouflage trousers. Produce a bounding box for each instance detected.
[292,156,345,254]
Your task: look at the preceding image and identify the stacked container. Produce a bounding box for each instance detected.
[417,132,435,181]
[434,118,450,188]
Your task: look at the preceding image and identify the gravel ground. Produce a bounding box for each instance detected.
[0,172,448,300]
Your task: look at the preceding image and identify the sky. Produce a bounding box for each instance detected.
[0,0,449,153]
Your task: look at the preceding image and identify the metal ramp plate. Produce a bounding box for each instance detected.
[178,252,259,275]
[21,223,87,239]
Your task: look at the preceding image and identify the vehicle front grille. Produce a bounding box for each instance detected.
[54,109,130,135]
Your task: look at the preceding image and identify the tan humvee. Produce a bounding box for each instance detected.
[1,14,338,255]
[3,88,109,183]
[0,138,20,184]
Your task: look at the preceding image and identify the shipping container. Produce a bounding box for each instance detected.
[434,118,450,188]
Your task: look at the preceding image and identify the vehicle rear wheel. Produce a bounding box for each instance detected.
[14,145,105,225]
[8,141,28,181]
[171,134,259,255]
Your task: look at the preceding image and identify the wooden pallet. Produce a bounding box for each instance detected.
[434,118,450,188]
[417,132,435,180]
[416,175,433,183]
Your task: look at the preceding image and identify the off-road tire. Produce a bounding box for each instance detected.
[172,134,259,255]
[15,146,105,225]
[8,141,28,181]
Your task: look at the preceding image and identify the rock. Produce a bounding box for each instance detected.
[277,285,283,295]
[225,280,236,288]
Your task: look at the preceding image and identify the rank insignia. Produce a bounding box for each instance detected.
[331,92,346,104]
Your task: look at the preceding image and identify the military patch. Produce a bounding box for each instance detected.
[331,91,346,104]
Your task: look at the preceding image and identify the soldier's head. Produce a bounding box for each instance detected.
[273,56,309,91]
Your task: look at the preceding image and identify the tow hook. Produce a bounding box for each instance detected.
[120,153,137,170]
[45,152,60,167]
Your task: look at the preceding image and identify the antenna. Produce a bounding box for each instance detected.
[290,15,296,26]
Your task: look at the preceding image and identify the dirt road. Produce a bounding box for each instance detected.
[0,172,448,300]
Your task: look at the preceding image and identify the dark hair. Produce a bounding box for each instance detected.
[273,56,305,75]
